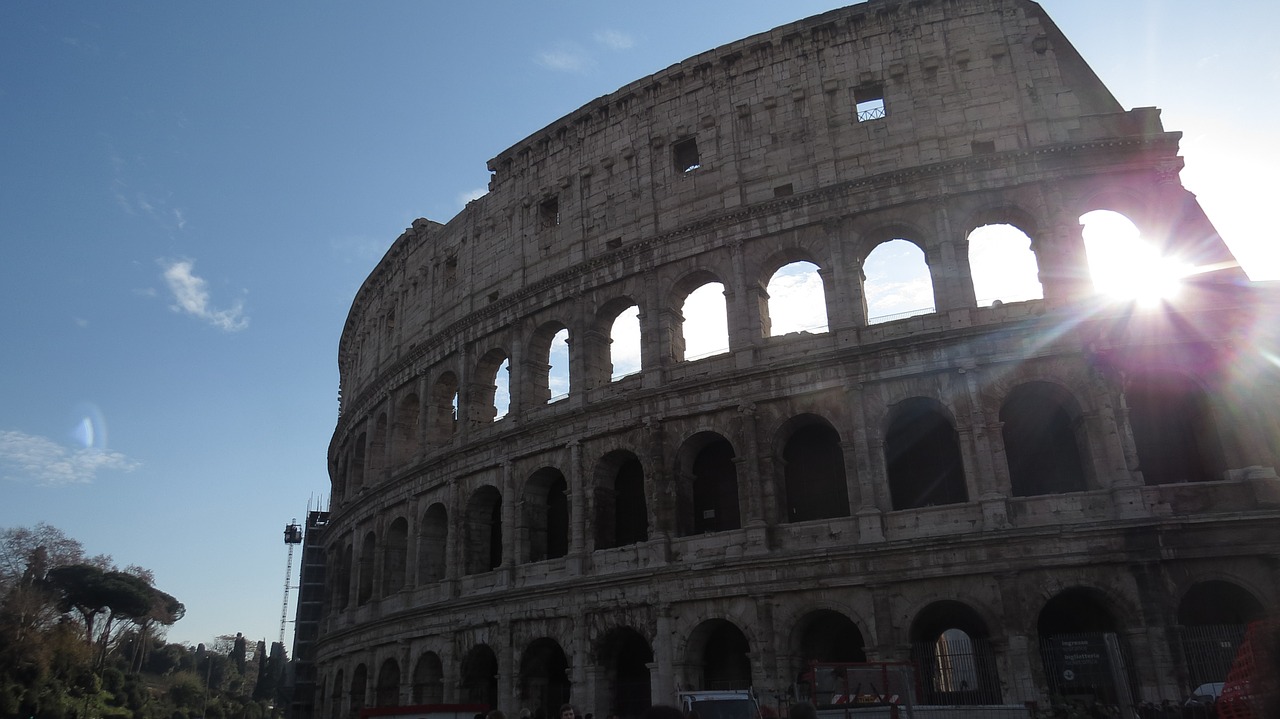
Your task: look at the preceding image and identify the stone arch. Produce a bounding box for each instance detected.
[1000,381,1090,496]
[350,663,369,716]
[331,667,345,719]
[671,268,730,361]
[464,485,503,574]
[375,657,401,707]
[460,644,498,707]
[381,516,409,595]
[357,530,376,605]
[523,467,569,562]
[411,651,444,704]
[883,397,968,510]
[527,319,571,405]
[351,431,367,492]
[674,430,741,536]
[909,600,1001,705]
[469,347,511,425]
[427,370,460,445]
[418,502,448,583]
[370,412,389,481]
[1125,370,1224,485]
[857,223,936,324]
[966,220,1043,307]
[594,626,654,718]
[758,246,832,338]
[593,449,648,549]
[518,637,572,717]
[393,392,420,465]
[787,608,868,702]
[684,618,753,690]
[595,295,643,383]
[776,414,850,522]
[1176,580,1265,689]
[333,540,354,611]
[1037,586,1136,706]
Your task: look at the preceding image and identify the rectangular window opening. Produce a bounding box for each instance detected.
[855,85,886,122]
[971,140,996,155]
[673,137,701,173]
[539,197,560,228]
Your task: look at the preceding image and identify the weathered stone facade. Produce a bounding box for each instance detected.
[316,1,1280,717]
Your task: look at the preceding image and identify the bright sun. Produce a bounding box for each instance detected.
[1082,210,1192,307]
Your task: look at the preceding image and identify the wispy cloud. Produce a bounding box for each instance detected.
[457,187,488,209]
[594,29,634,50]
[0,430,139,486]
[536,43,594,73]
[160,259,249,332]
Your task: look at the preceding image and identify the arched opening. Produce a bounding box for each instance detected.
[884,398,967,509]
[676,432,741,536]
[418,503,448,583]
[464,486,503,574]
[460,645,498,708]
[610,304,642,380]
[681,281,730,360]
[375,658,400,707]
[470,349,511,425]
[1000,382,1088,496]
[357,531,376,605]
[350,664,368,716]
[910,601,1001,705]
[524,468,569,562]
[529,322,571,405]
[393,393,420,465]
[351,432,367,492]
[1082,210,1190,306]
[597,627,654,719]
[594,451,648,549]
[1126,372,1224,484]
[519,638,572,718]
[411,652,444,704]
[335,542,353,611]
[370,413,388,481]
[1177,581,1265,688]
[780,417,850,522]
[428,372,459,444]
[792,610,868,706]
[381,517,408,595]
[687,619,752,691]
[1037,588,1135,707]
[796,610,867,664]
[863,239,935,324]
[766,261,828,336]
[331,669,344,719]
[967,224,1043,306]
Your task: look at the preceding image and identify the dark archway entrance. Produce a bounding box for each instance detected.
[598,627,654,719]
[520,638,572,718]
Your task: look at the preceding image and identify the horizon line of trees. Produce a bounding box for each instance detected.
[1,522,290,719]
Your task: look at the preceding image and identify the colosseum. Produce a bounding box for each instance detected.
[309,1,1280,717]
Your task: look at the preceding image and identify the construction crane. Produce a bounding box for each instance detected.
[281,520,303,646]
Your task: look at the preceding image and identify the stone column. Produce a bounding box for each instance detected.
[641,273,666,391]
[654,604,678,702]
[736,403,770,553]
[960,366,1009,529]
[498,620,515,714]
[501,461,517,580]
[849,384,885,542]
[568,440,588,572]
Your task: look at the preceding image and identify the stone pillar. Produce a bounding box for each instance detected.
[641,273,666,391]
[501,461,517,578]
[645,417,672,554]
[849,384,885,542]
[654,604,678,702]
[727,238,763,359]
[498,620,515,715]
[736,403,770,553]
[568,440,589,572]
[960,366,1009,529]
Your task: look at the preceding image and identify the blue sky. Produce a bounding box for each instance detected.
[1,1,1277,649]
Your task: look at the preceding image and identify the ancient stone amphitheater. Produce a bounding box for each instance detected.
[311,1,1280,717]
